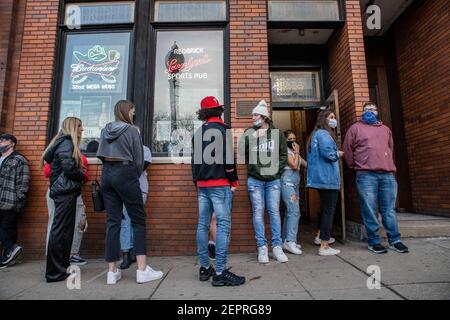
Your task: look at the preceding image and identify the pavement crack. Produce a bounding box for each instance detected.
[148,265,173,300]
[285,263,315,300]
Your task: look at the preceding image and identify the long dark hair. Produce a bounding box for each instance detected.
[114,100,135,124]
[197,106,223,121]
[306,109,337,152]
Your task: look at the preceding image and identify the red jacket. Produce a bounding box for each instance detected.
[44,154,89,183]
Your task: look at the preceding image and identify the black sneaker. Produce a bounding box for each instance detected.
[208,243,216,260]
[368,244,388,254]
[70,255,87,266]
[199,265,215,281]
[389,242,409,253]
[2,244,22,265]
[212,269,245,287]
[0,258,8,270]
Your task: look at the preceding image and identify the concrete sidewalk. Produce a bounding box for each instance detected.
[1,237,449,300]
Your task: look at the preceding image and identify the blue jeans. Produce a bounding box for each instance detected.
[196,186,233,273]
[247,177,283,248]
[281,169,301,243]
[356,172,401,246]
[120,194,147,252]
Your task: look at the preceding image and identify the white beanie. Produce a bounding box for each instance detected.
[252,100,270,119]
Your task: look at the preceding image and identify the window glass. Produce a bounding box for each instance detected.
[270,71,321,103]
[152,30,224,156]
[268,0,340,21]
[154,1,226,22]
[59,32,131,153]
[65,2,135,26]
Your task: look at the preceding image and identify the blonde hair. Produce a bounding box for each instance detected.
[40,117,83,169]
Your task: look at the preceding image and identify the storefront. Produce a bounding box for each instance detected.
[1,0,448,258]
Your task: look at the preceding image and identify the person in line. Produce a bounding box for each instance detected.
[41,117,85,282]
[192,96,245,286]
[281,130,306,255]
[208,214,216,261]
[44,153,89,265]
[0,134,30,269]
[97,100,163,285]
[343,102,408,254]
[120,145,152,269]
[239,100,289,264]
[306,110,343,256]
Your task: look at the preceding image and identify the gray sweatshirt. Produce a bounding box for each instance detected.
[96,121,144,176]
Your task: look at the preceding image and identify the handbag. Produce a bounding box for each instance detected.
[91,180,105,212]
[49,173,81,199]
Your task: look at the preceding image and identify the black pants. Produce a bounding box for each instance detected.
[317,189,339,241]
[0,209,19,253]
[46,192,78,282]
[102,162,146,262]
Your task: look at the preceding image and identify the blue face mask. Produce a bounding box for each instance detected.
[362,111,378,125]
[328,118,338,129]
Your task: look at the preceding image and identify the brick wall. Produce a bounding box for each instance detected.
[0,0,14,122]
[327,0,370,222]
[392,0,450,215]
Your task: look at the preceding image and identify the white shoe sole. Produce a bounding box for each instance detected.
[318,249,340,256]
[136,272,163,284]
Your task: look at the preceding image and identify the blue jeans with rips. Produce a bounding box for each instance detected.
[356,171,401,246]
[196,186,233,274]
[247,177,283,249]
[281,169,301,243]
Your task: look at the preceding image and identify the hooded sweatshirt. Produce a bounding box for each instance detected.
[343,120,396,173]
[96,121,143,176]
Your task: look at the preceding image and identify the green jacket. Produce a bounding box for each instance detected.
[239,124,287,181]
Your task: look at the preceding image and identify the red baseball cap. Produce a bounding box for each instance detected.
[200,96,224,109]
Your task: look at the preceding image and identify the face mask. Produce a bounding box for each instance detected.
[328,119,338,129]
[287,141,295,149]
[0,143,12,154]
[362,111,378,125]
[132,114,136,124]
[253,119,263,128]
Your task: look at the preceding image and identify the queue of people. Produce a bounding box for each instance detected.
[0,98,408,286]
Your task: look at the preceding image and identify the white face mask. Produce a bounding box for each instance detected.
[328,118,338,129]
[253,119,264,128]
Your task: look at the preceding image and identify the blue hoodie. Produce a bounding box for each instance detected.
[306,129,341,190]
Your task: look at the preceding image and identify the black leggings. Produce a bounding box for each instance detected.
[317,189,339,241]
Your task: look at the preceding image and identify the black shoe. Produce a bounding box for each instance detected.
[120,252,132,269]
[368,244,388,254]
[129,249,137,263]
[389,242,409,253]
[212,269,245,287]
[0,258,8,270]
[208,244,216,260]
[2,244,22,265]
[199,265,215,281]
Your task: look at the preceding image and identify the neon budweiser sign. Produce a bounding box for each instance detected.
[71,45,121,84]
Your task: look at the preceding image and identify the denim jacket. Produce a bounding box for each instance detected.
[306,129,341,190]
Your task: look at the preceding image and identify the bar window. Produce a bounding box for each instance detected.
[153,1,226,22]
[58,32,131,153]
[268,0,340,21]
[152,30,224,156]
[65,1,135,26]
[271,71,321,103]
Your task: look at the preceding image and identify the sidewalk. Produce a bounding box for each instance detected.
[1,237,449,300]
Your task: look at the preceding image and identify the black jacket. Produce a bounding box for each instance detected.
[191,118,238,185]
[43,135,84,187]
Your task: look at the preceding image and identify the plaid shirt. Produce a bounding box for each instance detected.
[0,151,30,212]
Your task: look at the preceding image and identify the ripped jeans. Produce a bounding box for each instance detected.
[281,169,301,243]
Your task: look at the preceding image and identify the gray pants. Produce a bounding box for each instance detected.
[45,189,86,256]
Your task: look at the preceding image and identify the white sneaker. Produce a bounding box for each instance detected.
[136,265,163,284]
[106,269,122,285]
[257,246,269,264]
[283,241,302,255]
[272,246,289,263]
[314,237,335,245]
[318,247,341,256]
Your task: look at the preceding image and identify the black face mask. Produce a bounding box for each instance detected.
[132,114,136,123]
[287,141,295,149]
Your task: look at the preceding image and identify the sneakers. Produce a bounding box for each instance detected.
[136,265,164,284]
[70,255,87,266]
[368,244,388,254]
[283,241,302,255]
[106,269,122,285]
[0,259,8,270]
[272,246,289,263]
[208,243,216,261]
[212,269,245,287]
[257,246,269,264]
[318,247,341,256]
[389,242,409,253]
[1,244,22,266]
[314,237,335,245]
[199,265,215,281]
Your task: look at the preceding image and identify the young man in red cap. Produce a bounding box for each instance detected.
[192,96,245,286]
[0,134,30,269]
